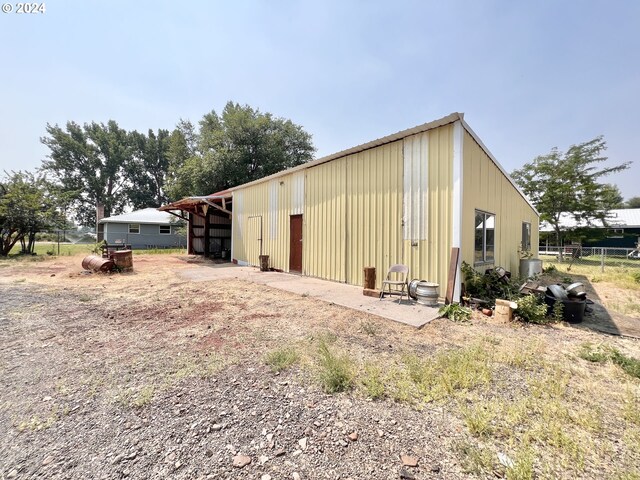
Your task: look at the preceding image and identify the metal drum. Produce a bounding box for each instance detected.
[81,255,114,272]
[112,250,133,271]
[408,279,425,300]
[415,281,439,306]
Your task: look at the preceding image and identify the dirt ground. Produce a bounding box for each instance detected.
[1,254,639,479]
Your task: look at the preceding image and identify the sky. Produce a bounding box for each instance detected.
[1,0,638,200]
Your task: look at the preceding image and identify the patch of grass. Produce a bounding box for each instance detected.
[578,342,610,363]
[78,294,92,303]
[359,362,385,399]
[264,346,300,373]
[461,401,496,437]
[359,320,378,336]
[505,449,535,480]
[456,441,494,476]
[139,248,187,255]
[17,413,57,432]
[622,389,640,425]
[316,338,354,394]
[401,343,492,401]
[132,385,155,408]
[579,344,640,379]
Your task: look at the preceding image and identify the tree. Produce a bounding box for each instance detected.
[166,102,315,198]
[511,136,630,248]
[41,120,133,226]
[624,196,640,208]
[126,128,170,208]
[0,172,65,256]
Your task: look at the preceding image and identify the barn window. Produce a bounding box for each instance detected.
[474,211,495,265]
[159,225,171,235]
[606,228,624,238]
[522,222,531,251]
[129,224,140,234]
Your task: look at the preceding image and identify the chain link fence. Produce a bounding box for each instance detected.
[539,246,640,271]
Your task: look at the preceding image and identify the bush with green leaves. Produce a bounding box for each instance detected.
[461,262,521,306]
[514,294,549,324]
[439,303,472,323]
[317,338,354,393]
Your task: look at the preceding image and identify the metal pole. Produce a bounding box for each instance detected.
[601,248,605,273]
[57,230,60,255]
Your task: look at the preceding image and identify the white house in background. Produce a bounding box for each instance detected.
[99,208,186,249]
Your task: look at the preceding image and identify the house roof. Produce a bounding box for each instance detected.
[539,209,640,232]
[99,208,177,225]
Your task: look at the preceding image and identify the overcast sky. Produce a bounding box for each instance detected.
[1,0,638,199]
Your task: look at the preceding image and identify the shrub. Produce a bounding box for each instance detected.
[439,303,472,323]
[543,264,557,273]
[265,346,300,372]
[514,295,549,324]
[461,262,521,306]
[317,339,354,393]
[632,272,640,284]
[360,363,385,399]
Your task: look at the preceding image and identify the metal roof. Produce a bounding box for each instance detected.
[99,208,177,225]
[539,209,640,231]
[226,112,538,214]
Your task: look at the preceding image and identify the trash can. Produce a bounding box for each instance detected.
[259,255,269,272]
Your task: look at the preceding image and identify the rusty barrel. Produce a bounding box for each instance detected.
[82,255,114,272]
[111,249,133,271]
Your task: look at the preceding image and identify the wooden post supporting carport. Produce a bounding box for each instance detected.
[204,208,211,257]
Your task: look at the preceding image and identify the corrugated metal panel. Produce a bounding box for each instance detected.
[291,171,305,215]
[232,174,294,270]
[345,141,404,289]
[269,180,278,239]
[403,133,429,240]
[462,130,539,275]
[403,126,454,292]
[304,158,347,282]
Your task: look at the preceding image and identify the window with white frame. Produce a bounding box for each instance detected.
[128,224,140,234]
[474,211,495,264]
[159,225,171,235]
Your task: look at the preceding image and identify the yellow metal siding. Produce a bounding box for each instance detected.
[345,141,404,288]
[403,126,454,292]
[304,157,347,281]
[232,176,294,270]
[461,131,539,275]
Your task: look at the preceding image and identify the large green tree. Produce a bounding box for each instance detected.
[624,196,640,208]
[166,102,315,199]
[126,128,170,209]
[41,120,132,226]
[0,172,65,256]
[511,136,630,247]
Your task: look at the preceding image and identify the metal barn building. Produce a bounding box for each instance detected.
[162,113,539,301]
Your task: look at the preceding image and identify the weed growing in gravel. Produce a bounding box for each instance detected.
[17,414,57,432]
[461,401,496,437]
[78,294,92,302]
[455,440,494,476]
[265,346,300,373]
[359,320,378,336]
[622,389,640,425]
[132,385,155,408]
[578,342,610,363]
[316,338,354,394]
[505,449,534,480]
[399,343,492,402]
[359,362,385,399]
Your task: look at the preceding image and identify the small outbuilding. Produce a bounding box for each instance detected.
[99,208,186,249]
[161,113,539,301]
[540,208,640,249]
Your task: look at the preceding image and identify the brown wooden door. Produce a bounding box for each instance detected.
[289,215,303,273]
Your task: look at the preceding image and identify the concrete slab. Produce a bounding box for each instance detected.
[178,264,441,328]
